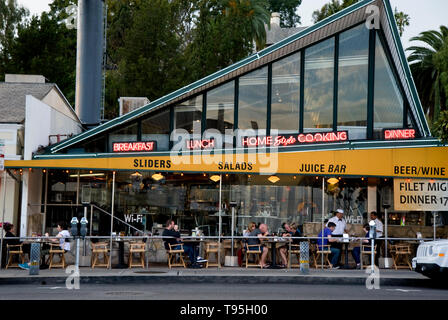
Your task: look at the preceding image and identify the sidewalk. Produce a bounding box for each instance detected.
[0,266,436,287]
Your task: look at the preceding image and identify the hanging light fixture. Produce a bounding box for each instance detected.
[131,171,142,177]
[210,175,221,182]
[268,176,280,184]
[327,177,339,185]
[152,173,164,181]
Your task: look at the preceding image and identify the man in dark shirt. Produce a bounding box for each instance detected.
[247,223,269,268]
[162,220,196,265]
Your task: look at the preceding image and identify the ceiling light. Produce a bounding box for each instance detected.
[327,178,339,185]
[69,173,105,178]
[268,176,280,184]
[131,171,142,177]
[152,173,164,181]
[210,175,221,182]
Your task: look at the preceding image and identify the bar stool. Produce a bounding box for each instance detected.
[6,244,25,269]
[48,244,66,269]
[204,242,220,268]
[91,242,110,268]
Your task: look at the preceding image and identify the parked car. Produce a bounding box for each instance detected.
[412,240,448,279]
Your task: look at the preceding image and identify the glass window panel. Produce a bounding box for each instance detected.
[337,25,369,140]
[141,109,170,151]
[374,37,404,138]
[108,122,138,151]
[206,81,235,134]
[238,67,268,134]
[304,38,334,132]
[174,95,203,134]
[271,52,301,134]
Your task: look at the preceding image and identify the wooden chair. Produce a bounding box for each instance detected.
[204,241,221,268]
[5,244,25,269]
[48,244,66,269]
[288,244,301,268]
[361,244,377,268]
[91,242,110,268]
[313,244,332,268]
[128,241,146,268]
[167,243,186,269]
[245,244,263,268]
[391,244,412,270]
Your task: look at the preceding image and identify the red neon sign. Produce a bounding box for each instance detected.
[384,129,416,140]
[242,131,348,147]
[186,139,215,150]
[113,141,156,152]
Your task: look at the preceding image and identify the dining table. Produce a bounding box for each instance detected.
[182,238,207,268]
[262,238,290,269]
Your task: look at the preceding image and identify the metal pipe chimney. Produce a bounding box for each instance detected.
[75,0,104,126]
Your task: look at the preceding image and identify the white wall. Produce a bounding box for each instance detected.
[19,95,82,236]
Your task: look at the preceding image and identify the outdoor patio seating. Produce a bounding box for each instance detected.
[128,241,146,268]
[313,244,332,268]
[5,244,25,269]
[245,244,263,268]
[166,243,186,269]
[48,243,66,269]
[91,242,110,269]
[391,244,412,270]
[204,241,220,268]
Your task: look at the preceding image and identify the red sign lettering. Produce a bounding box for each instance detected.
[113,141,156,152]
[243,131,348,147]
[186,139,215,150]
[384,129,416,140]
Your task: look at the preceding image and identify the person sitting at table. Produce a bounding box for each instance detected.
[2,223,29,269]
[278,222,301,268]
[247,223,270,268]
[238,222,257,266]
[352,224,371,269]
[243,222,256,237]
[162,220,200,266]
[46,221,71,252]
[317,222,340,269]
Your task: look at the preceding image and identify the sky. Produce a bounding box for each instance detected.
[17,0,448,51]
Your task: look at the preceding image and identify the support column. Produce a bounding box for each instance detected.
[367,178,378,216]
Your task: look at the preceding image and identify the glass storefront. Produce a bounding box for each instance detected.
[42,170,446,237]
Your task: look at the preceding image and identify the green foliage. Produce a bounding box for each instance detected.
[312,0,357,23]
[432,110,448,143]
[0,0,28,79]
[9,4,77,105]
[267,0,301,28]
[407,26,448,123]
[394,7,410,37]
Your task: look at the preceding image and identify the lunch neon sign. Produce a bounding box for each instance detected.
[242,131,348,147]
[113,141,156,152]
[384,129,416,140]
[186,139,215,150]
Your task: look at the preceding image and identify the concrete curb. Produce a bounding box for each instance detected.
[0,274,440,288]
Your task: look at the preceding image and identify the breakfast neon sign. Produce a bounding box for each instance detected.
[113,141,156,152]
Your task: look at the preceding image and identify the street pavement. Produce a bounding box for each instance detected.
[0,282,447,300]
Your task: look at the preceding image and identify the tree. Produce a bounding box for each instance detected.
[10,3,77,104]
[312,0,357,23]
[267,0,302,28]
[407,26,448,122]
[394,7,410,37]
[432,110,448,143]
[312,0,410,38]
[0,0,28,79]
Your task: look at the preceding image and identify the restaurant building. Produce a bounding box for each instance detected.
[5,0,448,239]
